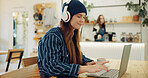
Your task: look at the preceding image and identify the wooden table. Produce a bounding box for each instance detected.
[0,59,148,78]
[0,51,8,55]
[79,59,148,78]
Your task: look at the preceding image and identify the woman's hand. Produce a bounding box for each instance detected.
[87,61,109,73]
[78,61,109,74]
[86,61,98,65]
[98,35,102,39]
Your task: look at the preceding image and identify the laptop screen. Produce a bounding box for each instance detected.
[118,44,132,78]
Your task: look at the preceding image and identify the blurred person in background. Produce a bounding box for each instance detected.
[93,14,106,41]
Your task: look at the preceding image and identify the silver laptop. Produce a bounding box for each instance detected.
[86,44,132,78]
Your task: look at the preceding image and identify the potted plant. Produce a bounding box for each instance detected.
[83,0,94,12]
[126,0,148,26]
[83,0,94,23]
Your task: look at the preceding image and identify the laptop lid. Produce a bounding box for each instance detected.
[118,44,132,78]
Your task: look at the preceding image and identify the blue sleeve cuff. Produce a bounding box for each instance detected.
[83,58,94,65]
[82,54,94,65]
[69,64,80,77]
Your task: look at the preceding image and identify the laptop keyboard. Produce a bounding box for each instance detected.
[100,69,119,77]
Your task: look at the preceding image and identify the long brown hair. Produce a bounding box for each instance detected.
[94,14,106,32]
[60,20,82,64]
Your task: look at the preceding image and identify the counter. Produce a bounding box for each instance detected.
[80,42,145,60]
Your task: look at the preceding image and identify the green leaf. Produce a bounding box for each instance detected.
[144,0,148,2]
[132,4,140,12]
[126,2,130,7]
[142,2,147,7]
[91,3,93,6]
[83,0,87,6]
[143,18,148,26]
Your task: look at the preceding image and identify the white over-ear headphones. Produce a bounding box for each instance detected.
[62,0,71,23]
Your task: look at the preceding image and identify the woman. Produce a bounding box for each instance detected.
[38,0,109,77]
[93,15,106,41]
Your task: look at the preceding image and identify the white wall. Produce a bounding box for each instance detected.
[0,1,1,30]
[0,0,11,51]
[0,0,62,57]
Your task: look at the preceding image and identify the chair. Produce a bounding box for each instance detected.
[5,49,24,72]
[22,56,38,67]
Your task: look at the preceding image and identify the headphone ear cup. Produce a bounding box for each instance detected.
[65,11,71,22]
[62,11,67,22]
[62,11,71,23]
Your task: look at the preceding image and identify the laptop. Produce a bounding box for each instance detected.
[86,44,132,78]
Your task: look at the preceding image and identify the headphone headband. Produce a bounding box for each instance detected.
[66,0,71,4]
[62,0,71,22]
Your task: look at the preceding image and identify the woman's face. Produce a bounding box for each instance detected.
[70,13,86,30]
[99,16,105,24]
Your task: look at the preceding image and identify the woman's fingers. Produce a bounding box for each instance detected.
[96,63,109,72]
[86,61,97,65]
[89,61,96,65]
[100,65,109,72]
[95,65,109,72]
[87,61,109,73]
[99,61,109,65]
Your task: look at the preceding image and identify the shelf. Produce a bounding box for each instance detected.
[33,3,56,47]
[35,32,46,34]
[106,21,140,24]
[35,26,53,30]
[84,23,94,25]
[33,37,41,40]
[84,21,141,25]
[35,26,43,30]
[34,24,43,26]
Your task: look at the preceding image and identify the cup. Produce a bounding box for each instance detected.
[97,58,106,62]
